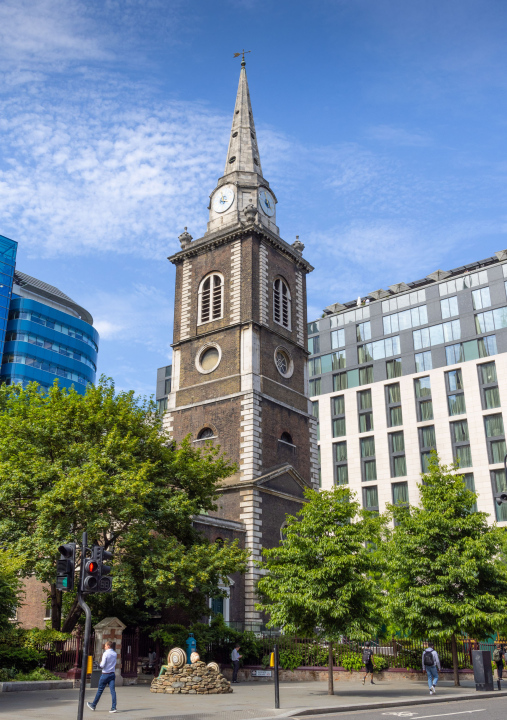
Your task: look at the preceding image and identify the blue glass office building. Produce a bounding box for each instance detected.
[0,242,99,394]
[0,234,17,360]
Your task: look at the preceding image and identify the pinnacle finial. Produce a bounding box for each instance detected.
[233,49,251,67]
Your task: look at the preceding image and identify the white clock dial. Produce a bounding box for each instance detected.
[259,189,275,217]
[212,186,235,213]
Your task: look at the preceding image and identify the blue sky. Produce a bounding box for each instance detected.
[1,0,506,396]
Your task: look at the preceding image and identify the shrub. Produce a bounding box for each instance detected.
[0,646,44,673]
[372,654,389,672]
[279,649,303,672]
[341,653,363,672]
[14,667,59,682]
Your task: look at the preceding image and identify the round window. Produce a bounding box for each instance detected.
[196,343,222,375]
[274,346,294,379]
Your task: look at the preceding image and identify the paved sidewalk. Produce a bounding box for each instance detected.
[0,678,505,719]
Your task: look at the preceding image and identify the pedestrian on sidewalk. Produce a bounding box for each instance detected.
[362,642,375,685]
[87,640,118,713]
[422,643,440,695]
[493,644,505,689]
[231,643,242,684]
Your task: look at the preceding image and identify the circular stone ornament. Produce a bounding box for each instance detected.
[168,647,187,668]
[274,346,294,379]
[207,661,220,672]
[190,651,200,663]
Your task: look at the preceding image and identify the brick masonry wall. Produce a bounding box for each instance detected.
[260,397,312,480]
[16,576,48,629]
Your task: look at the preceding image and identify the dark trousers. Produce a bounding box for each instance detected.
[496,661,504,679]
[91,671,116,710]
[232,660,239,682]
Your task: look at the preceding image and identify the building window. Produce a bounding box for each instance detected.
[439,269,488,296]
[446,335,497,365]
[156,397,167,415]
[475,307,507,334]
[392,480,409,508]
[333,366,373,391]
[463,473,478,512]
[331,329,345,349]
[318,446,321,487]
[413,320,461,350]
[273,277,291,329]
[385,382,402,427]
[419,425,436,473]
[389,432,407,478]
[198,273,224,324]
[484,413,506,464]
[308,321,319,335]
[360,436,377,481]
[356,321,371,342]
[386,358,402,379]
[334,441,348,485]
[309,378,321,396]
[332,395,346,438]
[382,290,425,313]
[312,400,320,442]
[446,369,466,416]
[363,485,379,513]
[358,389,373,433]
[308,336,320,355]
[414,376,433,421]
[440,296,459,319]
[197,427,215,440]
[472,287,491,311]
[358,337,400,364]
[491,469,507,521]
[330,306,369,327]
[415,351,432,372]
[450,420,472,468]
[310,351,346,376]
[383,305,428,334]
[478,361,500,410]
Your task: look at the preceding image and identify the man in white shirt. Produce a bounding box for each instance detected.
[87,641,118,713]
[422,644,441,695]
[231,644,242,684]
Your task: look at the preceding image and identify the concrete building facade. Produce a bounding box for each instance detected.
[309,252,507,522]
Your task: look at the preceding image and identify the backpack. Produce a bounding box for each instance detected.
[362,648,373,664]
[493,648,502,663]
[423,650,434,666]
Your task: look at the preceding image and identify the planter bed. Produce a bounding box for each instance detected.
[222,666,475,683]
[0,680,74,693]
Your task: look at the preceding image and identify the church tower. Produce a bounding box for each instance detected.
[164,59,318,627]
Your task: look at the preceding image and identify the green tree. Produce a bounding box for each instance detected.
[256,485,385,694]
[384,453,507,685]
[0,378,248,632]
[0,550,22,632]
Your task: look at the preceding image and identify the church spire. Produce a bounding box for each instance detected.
[224,60,263,177]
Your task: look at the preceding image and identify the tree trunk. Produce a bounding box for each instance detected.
[61,596,83,634]
[328,641,334,695]
[50,584,62,631]
[451,633,460,687]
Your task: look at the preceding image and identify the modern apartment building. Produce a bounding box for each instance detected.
[0,237,98,395]
[309,251,507,523]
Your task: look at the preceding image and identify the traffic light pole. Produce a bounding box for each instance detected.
[77,531,92,720]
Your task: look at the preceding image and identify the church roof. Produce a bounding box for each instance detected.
[223,58,263,177]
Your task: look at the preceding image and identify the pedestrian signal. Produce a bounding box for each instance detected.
[56,543,76,592]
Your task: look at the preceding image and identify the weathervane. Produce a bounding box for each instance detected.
[233,49,251,66]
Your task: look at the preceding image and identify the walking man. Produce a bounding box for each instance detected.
[493,644,505,689]
[231,643,242,684]
[87,640,117,713]
[422,642,441,695]
[362,642,375,685]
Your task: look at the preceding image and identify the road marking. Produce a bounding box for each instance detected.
[404,711,485,719]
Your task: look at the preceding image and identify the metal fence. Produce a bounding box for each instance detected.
[39,631,95,674]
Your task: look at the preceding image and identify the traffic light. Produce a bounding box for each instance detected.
[56,543,76,592]
[82,545,113,593]
[82,546,101,593]
[96,547,113,593]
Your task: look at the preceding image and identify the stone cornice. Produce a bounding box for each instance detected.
[168,223,314,273]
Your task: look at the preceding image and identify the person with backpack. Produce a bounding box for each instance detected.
[422,643,441,694]
[362,642,375,685]
[493,645,505,689]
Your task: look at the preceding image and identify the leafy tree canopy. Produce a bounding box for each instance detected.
[256,485,385,639]
[0,378,248,631]
[383,453,507,684]
[0,550,22,633]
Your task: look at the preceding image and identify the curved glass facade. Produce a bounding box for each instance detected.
[1,298,99,395]
[0,235,17,359]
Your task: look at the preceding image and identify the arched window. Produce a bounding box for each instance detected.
[197,427,215,440]
[280,431,293,444]
[198,273,224,324]
[273,278,291,329]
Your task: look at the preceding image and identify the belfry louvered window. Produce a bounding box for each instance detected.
[198,273,224,324]
[273,278,291,329]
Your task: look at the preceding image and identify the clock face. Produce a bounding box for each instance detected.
[259,189,275,217]
[212,186,235,213]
